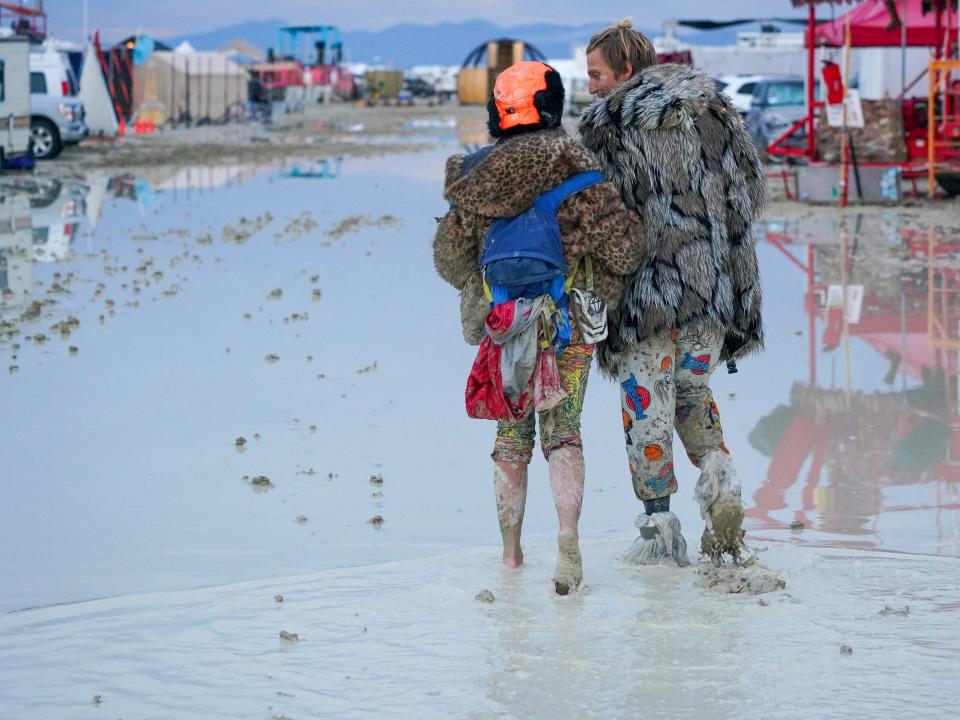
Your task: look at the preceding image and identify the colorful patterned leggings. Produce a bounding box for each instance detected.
[492,344,594,463]
[617,329,728,501]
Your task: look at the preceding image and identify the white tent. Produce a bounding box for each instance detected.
[78,44,118,135]
[134,51,248,124]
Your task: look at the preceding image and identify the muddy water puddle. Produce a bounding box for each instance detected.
[746,210,960,555]
[1,147,958,612]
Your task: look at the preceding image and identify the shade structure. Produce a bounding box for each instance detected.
[814,0,957,47]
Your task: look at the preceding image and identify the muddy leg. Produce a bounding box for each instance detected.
[549,445,584,595]
[494,460,528,568]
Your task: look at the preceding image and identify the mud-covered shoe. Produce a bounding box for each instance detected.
[695,451,745,563]
[620,511,690,567]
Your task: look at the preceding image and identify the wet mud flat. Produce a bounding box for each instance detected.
[0,539,957,719]
[2,93,960,717]
[35,102,490,175]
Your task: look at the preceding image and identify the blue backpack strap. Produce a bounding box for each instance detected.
[533,170,605,214]
[461,145,494,176]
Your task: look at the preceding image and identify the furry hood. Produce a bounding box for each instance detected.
[579,62,723,136]
[442,128,602,218]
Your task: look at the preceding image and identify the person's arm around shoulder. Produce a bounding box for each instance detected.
[566,181,645,277]
[433,154,485,291]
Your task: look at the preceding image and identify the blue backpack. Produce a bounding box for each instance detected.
[479,170,604,307]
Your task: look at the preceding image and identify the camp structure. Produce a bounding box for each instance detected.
[247,61,305,114]
[457,39,547,104]
[0,35,32,163]
[78,42,118,135]
[133,44,249,125]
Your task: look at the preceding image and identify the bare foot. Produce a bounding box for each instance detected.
[552,530,582,595]
[502,548,524,569]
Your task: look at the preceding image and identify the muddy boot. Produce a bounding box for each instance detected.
[620,496,690,567]
[549,446,584,595]
[695,451,745,564]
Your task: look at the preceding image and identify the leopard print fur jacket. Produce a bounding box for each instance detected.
[434,127,645,345]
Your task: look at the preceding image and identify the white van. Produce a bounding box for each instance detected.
[0,36,32,167]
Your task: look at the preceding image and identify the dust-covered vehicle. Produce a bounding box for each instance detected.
[29,47,88,159]
[745,76,807,158]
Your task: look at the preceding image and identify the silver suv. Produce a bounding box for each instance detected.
[29,49,88,159]
[745,76,807,157]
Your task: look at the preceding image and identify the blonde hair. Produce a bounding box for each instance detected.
[586,18,657,77]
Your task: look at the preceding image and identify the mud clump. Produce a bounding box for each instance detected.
[325,214,401,240]
[19,301,43,322]
[697,556,786,595]
[475,589,495,603]
[50,316,80,336]
[880,605,910,617]
[248,475,275,492]
[222,213,274,244]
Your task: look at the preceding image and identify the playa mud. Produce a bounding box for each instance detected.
[1,98,959,716]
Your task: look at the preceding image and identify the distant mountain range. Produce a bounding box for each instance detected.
[161,18,796,67]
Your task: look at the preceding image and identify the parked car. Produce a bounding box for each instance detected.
[745,76,807,157]
[29,48,88,160]
[567,76,592,115]
[403,77,436,97]
[714,74,767,115]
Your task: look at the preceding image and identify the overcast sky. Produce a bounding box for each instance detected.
[42,0,812,44]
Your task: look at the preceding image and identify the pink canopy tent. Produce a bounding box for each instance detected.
[779,1,959,162]
[814,0,958,47]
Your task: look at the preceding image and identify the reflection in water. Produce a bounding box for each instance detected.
[752,216,960,552]
[0,155,345,315]
[0,194,33,304]
[281,156,342,179]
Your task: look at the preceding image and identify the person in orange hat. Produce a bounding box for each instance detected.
[434,61,645,594]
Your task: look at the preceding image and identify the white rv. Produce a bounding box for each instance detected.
[0,36,32,166]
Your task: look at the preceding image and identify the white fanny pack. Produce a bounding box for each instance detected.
[568,256,608,344]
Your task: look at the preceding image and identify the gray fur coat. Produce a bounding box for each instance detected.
[578,63,766,376]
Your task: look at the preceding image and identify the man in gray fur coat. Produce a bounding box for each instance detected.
[577,21,766,564]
